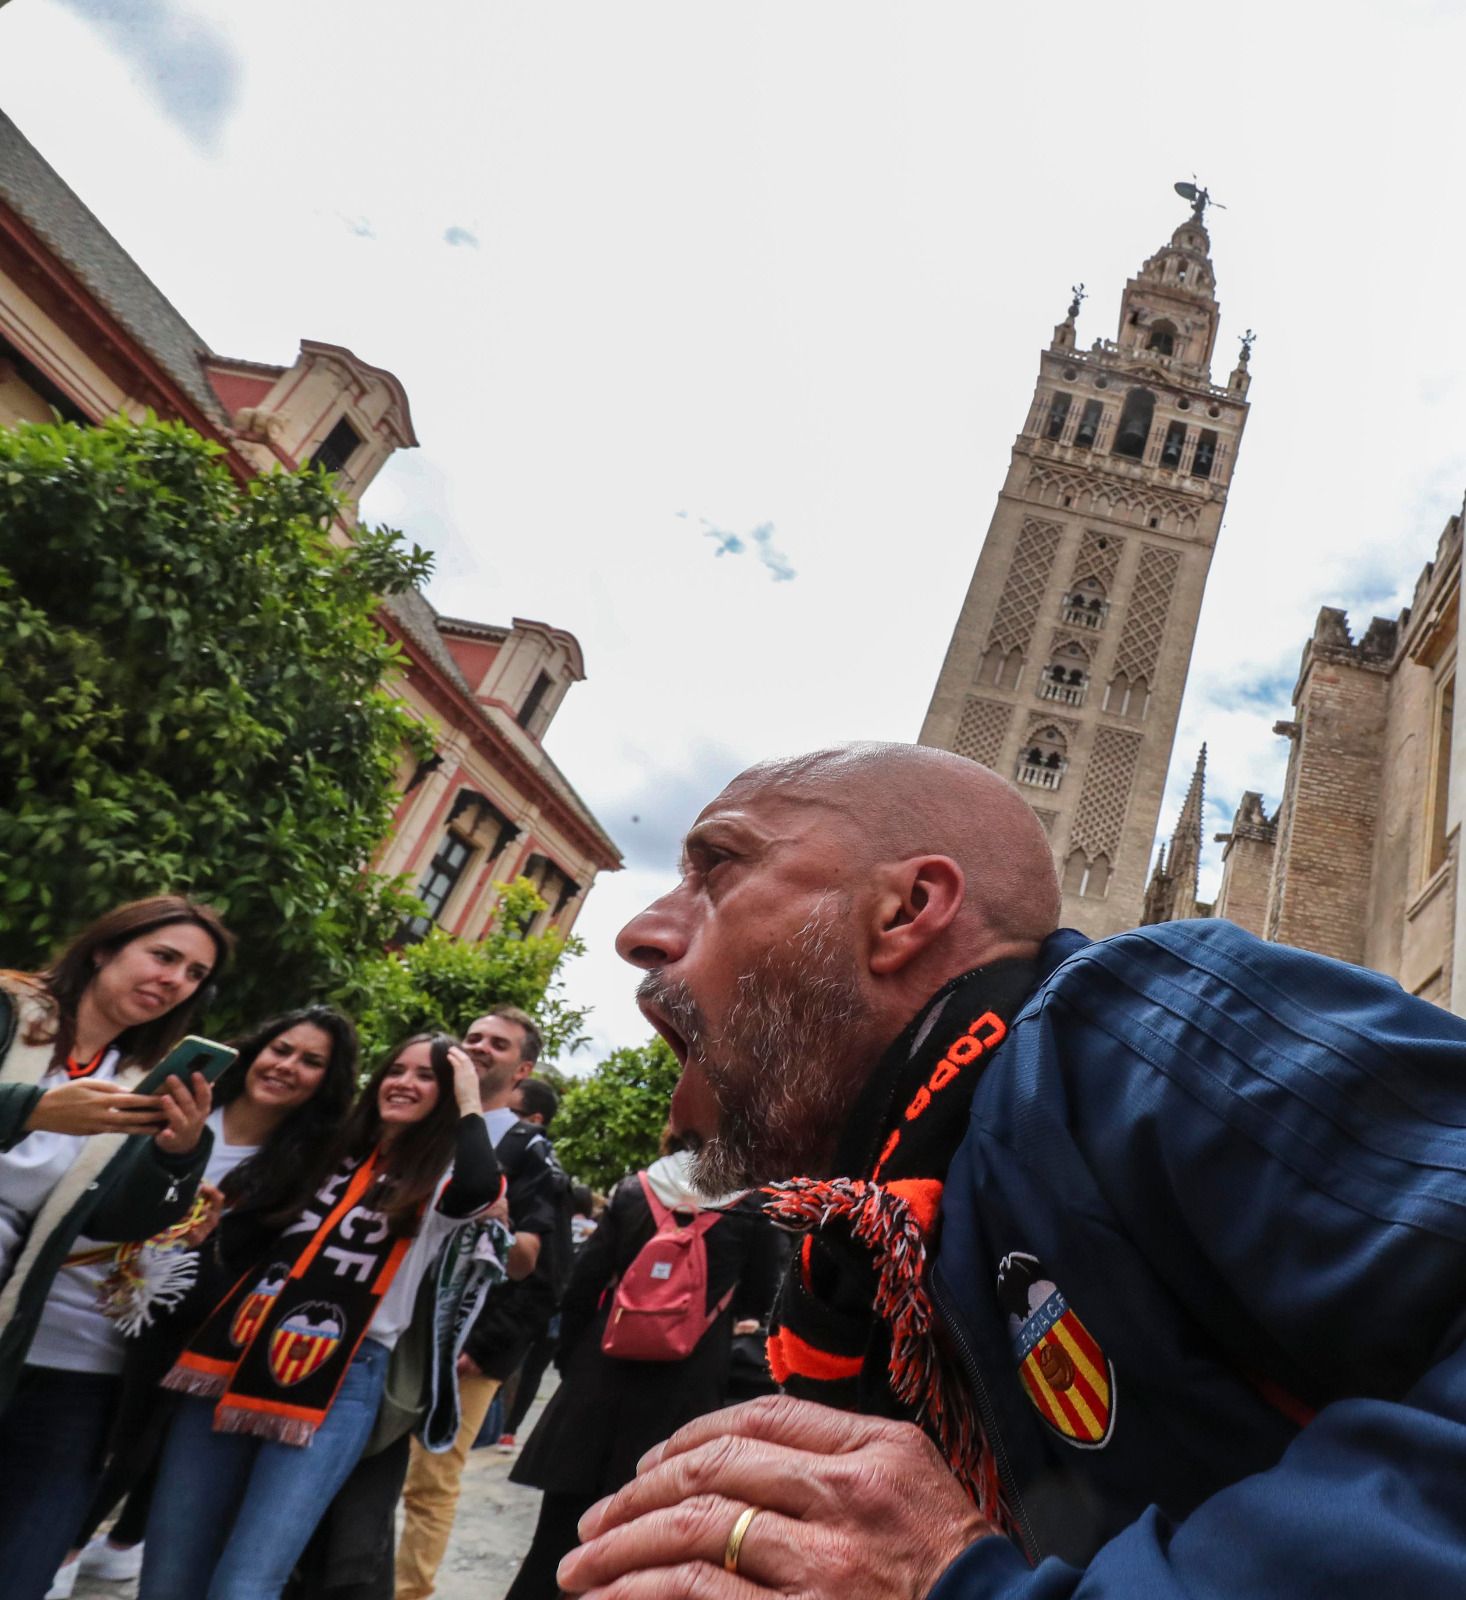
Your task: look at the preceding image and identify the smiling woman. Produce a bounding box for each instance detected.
[47,1005,362,1596]
[0,895,236,1600]
[138,1033,504,1600]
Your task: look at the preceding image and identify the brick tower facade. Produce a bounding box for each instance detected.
[919,195,1251,936]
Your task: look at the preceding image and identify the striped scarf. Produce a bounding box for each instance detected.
[164,1147,420,1446]
[764,961,1036,1525]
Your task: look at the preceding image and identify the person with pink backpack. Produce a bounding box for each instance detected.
[504,1136,782,1599]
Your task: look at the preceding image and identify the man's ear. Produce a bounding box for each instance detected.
[867,856,965,976]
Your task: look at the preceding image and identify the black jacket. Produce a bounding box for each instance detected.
[511,1172,783,1499]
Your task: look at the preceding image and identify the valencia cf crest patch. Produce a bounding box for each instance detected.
[230,1263,288,1349]
[267,1302,345,1387]
[997,1252,1115,1449]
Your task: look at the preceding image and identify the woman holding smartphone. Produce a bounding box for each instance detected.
[49,1005,359,1598]
[141,1033,504,1600]
[0,894,232,1600]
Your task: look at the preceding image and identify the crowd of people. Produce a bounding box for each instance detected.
[0,892,782,1600]
[10,736,1466,1600]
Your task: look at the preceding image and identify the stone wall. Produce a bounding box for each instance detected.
[1266,610,1394,965]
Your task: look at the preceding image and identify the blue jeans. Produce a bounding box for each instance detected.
[139,1337,389,1600]
[0,1366,119,1600]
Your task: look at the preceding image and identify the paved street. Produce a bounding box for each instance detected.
[73,1387,551,1600]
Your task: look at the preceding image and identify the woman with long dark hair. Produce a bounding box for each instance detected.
[0,895,233,1600]
[49,1006,359,1596]
[140,1033,504,1600]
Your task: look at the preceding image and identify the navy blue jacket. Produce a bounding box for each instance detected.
[929,919,1466,1598]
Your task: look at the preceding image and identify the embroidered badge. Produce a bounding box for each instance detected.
[230,1263,288,1349]
[267,1301,345,1387]
[998,1251,1115,1449]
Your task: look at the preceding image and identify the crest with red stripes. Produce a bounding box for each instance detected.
[1000,1252,1114,1449]
[267,1303,344,1388]
[230,1265,287,1349]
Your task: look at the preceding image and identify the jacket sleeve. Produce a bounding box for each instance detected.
[85,1130,213,1242]
[930,922,1466,1599]
[932,1344,1466,1598]
[0,1083,44,1152]
[0,992,44,1151]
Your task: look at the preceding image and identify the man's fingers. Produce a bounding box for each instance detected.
[638,1393,905,1474]
[583,1437,836,1539]
[560,1497,797,1595]
[573,1561,769,1600]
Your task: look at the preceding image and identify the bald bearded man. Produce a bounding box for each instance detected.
[559,743,1466,1600]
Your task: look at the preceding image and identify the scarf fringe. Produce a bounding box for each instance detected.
[764,1177,1006,1529]
[210,1404,318,1448]
[160,1365,229,1401]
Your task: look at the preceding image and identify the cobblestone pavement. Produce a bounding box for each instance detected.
[73,1386,552,1600]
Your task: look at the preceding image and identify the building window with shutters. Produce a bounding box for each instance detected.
[401,831,473,943]
[312,415,363,476]
[517,670,553,731]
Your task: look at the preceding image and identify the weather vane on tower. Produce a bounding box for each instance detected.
[1173,178,1226,223]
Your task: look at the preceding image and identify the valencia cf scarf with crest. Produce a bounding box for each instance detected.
[763,959,1036,1525]
[163,1147,422,1446]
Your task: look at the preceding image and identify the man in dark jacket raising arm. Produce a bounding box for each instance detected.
[557,741,1466,1600]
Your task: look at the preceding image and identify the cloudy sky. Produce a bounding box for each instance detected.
[2,0,1463,1062]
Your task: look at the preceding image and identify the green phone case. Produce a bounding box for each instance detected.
[132,1035,237,1097]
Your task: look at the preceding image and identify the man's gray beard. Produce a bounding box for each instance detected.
[640,898,874,1194]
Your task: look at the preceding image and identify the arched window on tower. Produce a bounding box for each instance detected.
[1147,320,1177,357]
[1016,726,1068,791]
[1104,672,1150,719]
[1160,419,1187,469]
[1046,392,1071,440]
[1061,849,1110,898]
[979,645,1025,689]
[1073,399,1104,450]
[1192,428,1218,480]
[1039,641,1090,706]
[1112,388,1155,460]
[1062,576,1108,630]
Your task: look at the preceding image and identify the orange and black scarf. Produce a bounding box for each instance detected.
[163,1148,421,1446]
[764,960,1036,1526]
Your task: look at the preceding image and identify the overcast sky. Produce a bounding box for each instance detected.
[3,0,1464,1063]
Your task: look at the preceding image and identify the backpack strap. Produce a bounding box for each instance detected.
[636,1171,724,1238]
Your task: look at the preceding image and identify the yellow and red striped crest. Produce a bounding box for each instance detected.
[230,1265,287,1349]
[1001,1253,1115,1450]
[267,1304,344,1388]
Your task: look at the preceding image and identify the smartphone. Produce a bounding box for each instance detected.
[132,1036,238,1098]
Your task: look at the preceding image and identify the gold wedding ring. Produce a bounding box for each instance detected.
[723,1505,760,1575]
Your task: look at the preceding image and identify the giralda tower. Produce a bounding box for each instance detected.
[919,191,1252,936]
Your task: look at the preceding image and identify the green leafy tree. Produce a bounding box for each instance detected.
[0,414,433,1024]
[553,1036,682,1191]
[345,877,589,1066]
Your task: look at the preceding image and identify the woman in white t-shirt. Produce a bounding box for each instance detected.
[0,895,232,1600]
[50,1005,361,1597]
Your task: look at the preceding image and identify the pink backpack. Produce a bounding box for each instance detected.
[600,1173,731,1362]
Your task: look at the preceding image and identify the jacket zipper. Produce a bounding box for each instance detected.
[932,1268,1042,1566]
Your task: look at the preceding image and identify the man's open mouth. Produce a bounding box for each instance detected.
[637,997,688,1068]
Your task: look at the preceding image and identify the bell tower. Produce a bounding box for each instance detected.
[919,190,1251,936]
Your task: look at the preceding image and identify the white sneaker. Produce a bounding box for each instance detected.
[43,1559,78,1600]
[78,1535,145,1580]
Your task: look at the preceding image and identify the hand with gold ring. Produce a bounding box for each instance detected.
[724,1506,760,1575]
[556,1394,998,1598]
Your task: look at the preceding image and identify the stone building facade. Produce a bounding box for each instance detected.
[1206,508,1461,1009]
[920,197,1251,936]
[0,107,620,939]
